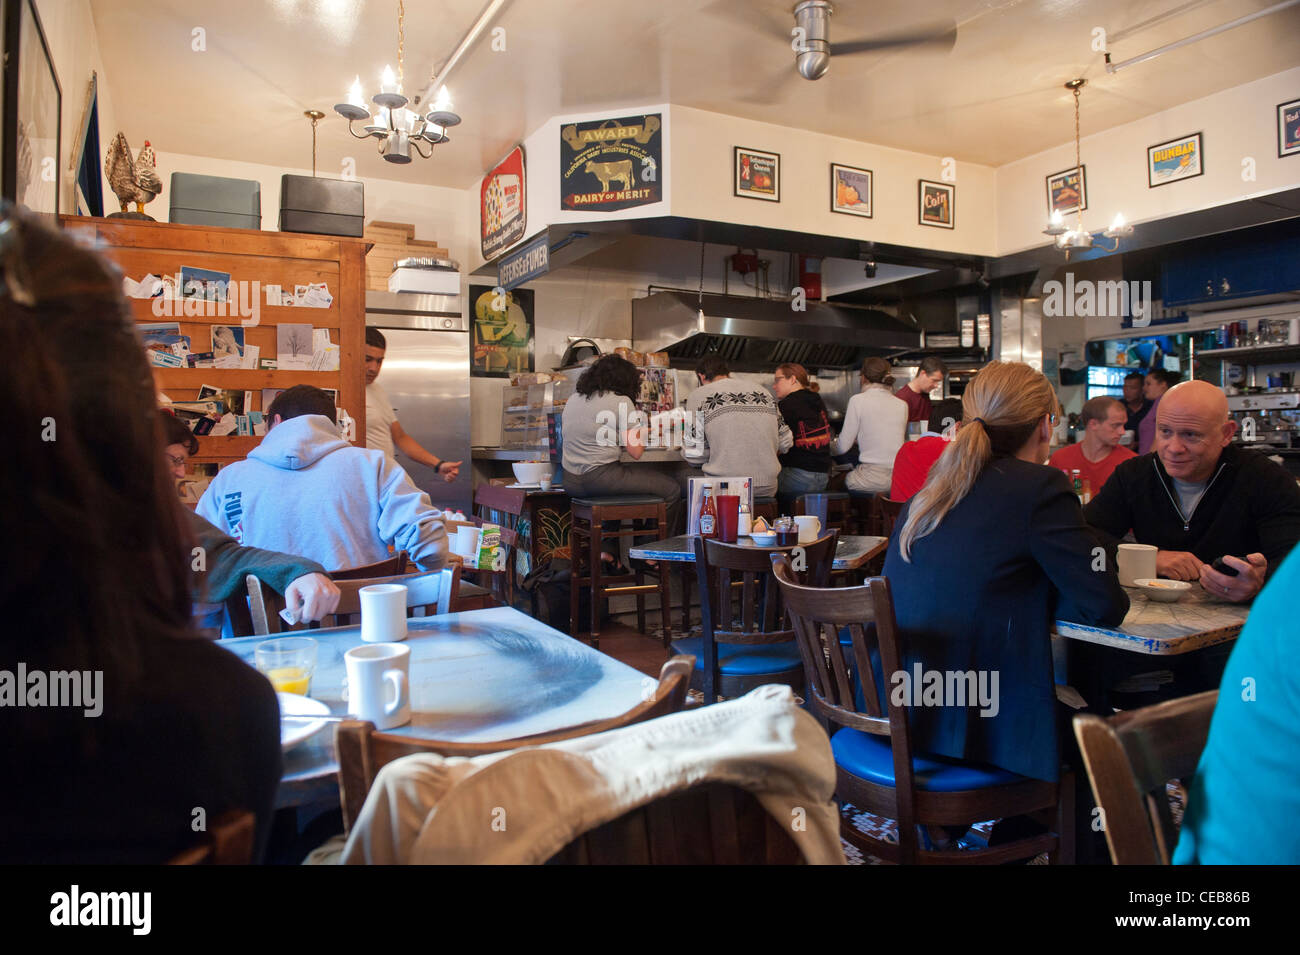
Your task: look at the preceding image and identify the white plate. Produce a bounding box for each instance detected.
[278,692,330,752]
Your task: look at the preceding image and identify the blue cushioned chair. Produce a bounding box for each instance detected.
[671,533,837,704]
[771,554,1074,865]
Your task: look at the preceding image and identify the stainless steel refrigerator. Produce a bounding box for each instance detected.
[365,290,471,514]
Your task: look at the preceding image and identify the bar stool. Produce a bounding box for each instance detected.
[569,495,672,651]
[847,490,876,535]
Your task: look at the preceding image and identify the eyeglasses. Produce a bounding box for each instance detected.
[166,453,187,470]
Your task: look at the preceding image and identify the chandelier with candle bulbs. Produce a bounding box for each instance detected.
[1043,79,1132,257]
[333,0,461,164]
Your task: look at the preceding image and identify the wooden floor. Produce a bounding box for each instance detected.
[587,619,676,678]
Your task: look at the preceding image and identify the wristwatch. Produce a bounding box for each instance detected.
[433,461,445,474]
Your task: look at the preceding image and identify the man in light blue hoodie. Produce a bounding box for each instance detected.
[197,386,447,573]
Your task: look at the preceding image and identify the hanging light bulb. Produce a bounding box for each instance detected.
[1044,209,1067,237]
[425,85,462,128]
[334,75,370,121]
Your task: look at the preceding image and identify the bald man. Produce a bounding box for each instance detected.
[1085,380,1300,603]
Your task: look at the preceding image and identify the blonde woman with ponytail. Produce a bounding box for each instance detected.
[878,362,1129,786]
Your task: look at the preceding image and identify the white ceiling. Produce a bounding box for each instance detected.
[90,0,1300,190]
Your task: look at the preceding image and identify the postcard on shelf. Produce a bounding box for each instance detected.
[259,359,278,370]
[277,323,315,368]
[211,324,245,363]
[180,266,231,302]
[241,343,261,370]
[187,351,216,369]
[261,388,284,410]
[210,413,238,437]
[123,274,164,299]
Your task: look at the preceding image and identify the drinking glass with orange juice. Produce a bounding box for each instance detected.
[255,637,318,696]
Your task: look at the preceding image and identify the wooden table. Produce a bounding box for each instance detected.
[221,606,650,809]
[1055,585,1250,655]
[628,534,889,571]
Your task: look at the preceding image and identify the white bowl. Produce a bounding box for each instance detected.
[511,462,553,485]
[749,532,778,545]
[1133,578,1192,603]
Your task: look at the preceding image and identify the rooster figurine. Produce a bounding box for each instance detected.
[105,133,163,219]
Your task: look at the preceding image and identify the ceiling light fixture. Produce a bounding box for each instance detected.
[1042,79,1132,258]
[333,0,460,163]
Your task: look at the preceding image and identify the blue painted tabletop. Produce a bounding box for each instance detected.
[629,534,888,570]
[222,606,650,808]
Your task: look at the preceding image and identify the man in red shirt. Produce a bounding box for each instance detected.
[890,398,963,501]
[1048,395,1136,494]
[895,356,948,423]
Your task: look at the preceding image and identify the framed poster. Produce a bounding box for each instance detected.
[70,71,103,217]
[481,144,526,259]
[1046,165,1086,216]
[734,146,779,201]
[470,284,535,378]
[559,113,661,212]
[830,163,872,217]
[2,0,61,217]
[1278,97,1300,158]
[918,179,954,229]
[1147,132,1203,187]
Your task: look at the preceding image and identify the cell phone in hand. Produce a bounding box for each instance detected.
[1211,557,1239,578]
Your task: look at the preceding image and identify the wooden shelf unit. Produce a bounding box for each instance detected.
[60,216,369,465]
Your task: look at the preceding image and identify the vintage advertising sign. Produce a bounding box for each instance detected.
[559,113,662,212]
[1046,165,1087,216]
[481,145,526,259]
[1147,132,1203,188]
[470,285,534,378]
[1278,98,1300,158]
[830,163,872,217]
[918,179,954,229]
[735,146,779,201]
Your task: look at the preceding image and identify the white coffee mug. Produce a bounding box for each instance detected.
[794,515,822,544]
[454,526,482,562]
[343,643,411,730]
[1116,543,1158,587]
[360,583,408,643]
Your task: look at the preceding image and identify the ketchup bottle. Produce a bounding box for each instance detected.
[699,486,717,539]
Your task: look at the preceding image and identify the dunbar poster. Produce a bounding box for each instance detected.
[559,113,662,212]
[481,145,526,259]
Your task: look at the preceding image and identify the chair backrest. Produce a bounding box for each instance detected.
[1072,691,1218,865]
[694,533,838,640]
[877,497,905,537]
[330,551,410,580]
[246,564,462,635]
[336,654,696,832]
[545,782,804,864]
[770,555,921,837]
[166,810,255,865]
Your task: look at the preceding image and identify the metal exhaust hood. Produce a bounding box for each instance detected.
[631,290,921,371]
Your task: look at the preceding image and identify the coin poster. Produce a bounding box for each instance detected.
[481,145,526,259]
[559,113,662,212]
[918,179,954,229]
[470,284,535,378]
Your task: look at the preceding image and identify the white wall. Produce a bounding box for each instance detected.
[997,67,1300,256]
[34,0,120,215]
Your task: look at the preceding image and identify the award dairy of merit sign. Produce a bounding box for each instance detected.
[481,145,526,259]
[560,114,662,212]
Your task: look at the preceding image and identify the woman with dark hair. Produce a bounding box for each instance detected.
[881,362,1128,783]
[561,355,681,560]
[772,362,831,496]
[0,207,281,863]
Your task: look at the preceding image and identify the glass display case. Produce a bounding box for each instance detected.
[500,377,577,450]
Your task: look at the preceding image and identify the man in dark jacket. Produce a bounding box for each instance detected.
[1085,380,1300,603]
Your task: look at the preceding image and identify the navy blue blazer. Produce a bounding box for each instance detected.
[881,456,1129,781]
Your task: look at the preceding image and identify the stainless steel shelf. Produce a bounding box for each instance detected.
[1196,343,1300,363]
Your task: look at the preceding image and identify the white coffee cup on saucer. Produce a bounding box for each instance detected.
[360,583,408,643]
[794,515,821,544]
[343,643,411,730]
[1116,543,1158,587]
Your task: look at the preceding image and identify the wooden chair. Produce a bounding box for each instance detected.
[330,551,410,580]
[771,555,1073,865]
[336,655,696,832]
[1072,691,1217,865]
[876,497,905,538]
[471,485,528,607]
[671,533,837,704]
[545,782,803,864]
[167,810,256,865]
[248,565,462,635]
